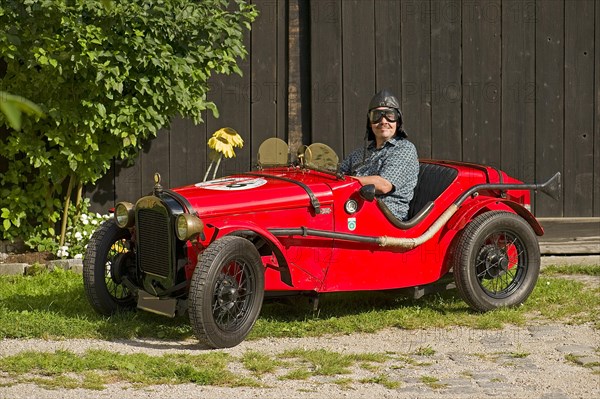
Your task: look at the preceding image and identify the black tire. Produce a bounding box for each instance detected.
[188,236,265,349]
[83,219,136,315]
[453,211,540,311]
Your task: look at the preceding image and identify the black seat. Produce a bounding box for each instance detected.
[378,162,458,229]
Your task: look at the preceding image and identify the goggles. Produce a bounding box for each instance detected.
[368,108,399,124]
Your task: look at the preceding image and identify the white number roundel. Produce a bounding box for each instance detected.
[195,177,268,191]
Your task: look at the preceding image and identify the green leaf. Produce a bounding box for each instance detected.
[3,219,11,231]
[0,96,22,130]
[0,92,45,130]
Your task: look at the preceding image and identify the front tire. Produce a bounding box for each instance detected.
[189,236,265,349]
[453,211,540,311]
[83,219,137,315]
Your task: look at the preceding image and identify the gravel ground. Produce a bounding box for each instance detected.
[0,321,598,399]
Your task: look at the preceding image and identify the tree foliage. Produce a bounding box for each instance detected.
[0,0,257,242]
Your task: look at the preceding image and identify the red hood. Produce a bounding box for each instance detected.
[172,168,342,218]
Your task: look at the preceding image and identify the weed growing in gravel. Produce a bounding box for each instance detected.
[509,351,530,358]
[564,353,600,369]
[280,349,353,376]
[460,370,473,378]
[359,362,380,372]
[414,346,436,356]
[359,374,401,389]
[333,377,354,389]
[470,352,501,362]
[420,375,447,389]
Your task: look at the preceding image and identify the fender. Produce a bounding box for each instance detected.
[210,220,294,286]
[447,198,544,236]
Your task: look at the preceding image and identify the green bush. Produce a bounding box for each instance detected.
[25,199,109,258]
[0,0,257,245]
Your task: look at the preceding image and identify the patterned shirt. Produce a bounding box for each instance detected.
[339,137,419,221]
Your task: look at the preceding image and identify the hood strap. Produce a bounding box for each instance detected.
[243,172,321,214]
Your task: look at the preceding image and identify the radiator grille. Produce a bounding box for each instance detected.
[137,208,171,278]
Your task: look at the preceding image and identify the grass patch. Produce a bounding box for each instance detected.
[0,349,254,389]
[278,349,389,377]
[523,278,599,325]
[241,351,280,376]
[279,349,353,376]
[253,290,527,340]
[0,268,598,342]
[541,265,600,276]
[0,269,192,341]
[279,368,312,381]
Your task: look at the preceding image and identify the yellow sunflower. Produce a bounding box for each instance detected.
[203,127,245,181]
[208,136,235,158]
[211,127,244,148]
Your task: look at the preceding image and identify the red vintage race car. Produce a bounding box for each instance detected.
[83,138,561,348]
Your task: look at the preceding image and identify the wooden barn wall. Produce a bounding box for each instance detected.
[87,0,599,218]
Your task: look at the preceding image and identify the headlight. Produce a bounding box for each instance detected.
[175,213,204,241]
[344,199,358,214]
[114,202,135,228]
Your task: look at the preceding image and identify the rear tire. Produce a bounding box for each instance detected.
[453,211,540,311]
[189,236,265,348]
[83,219,136,315]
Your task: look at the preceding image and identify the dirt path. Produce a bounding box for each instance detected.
[0,321,598,399]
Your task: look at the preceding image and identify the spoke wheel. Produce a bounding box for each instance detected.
[453,211,540,311]
[189,236,264,349]
[83,219,136,315]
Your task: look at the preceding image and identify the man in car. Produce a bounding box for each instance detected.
[339,89,419,221]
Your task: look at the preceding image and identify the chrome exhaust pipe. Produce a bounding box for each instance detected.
[271,173,561,249]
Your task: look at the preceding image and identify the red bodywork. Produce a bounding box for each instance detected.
[170,160,539,294]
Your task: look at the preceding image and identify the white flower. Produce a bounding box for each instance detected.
[74,254,83,259]
[91,219,98,225]
[96,213,102,218]
[82,219,89,225]
[81,214,89,220]
[56,247,69,258]
[75,232,83,240]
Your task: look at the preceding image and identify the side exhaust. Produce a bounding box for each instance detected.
[270,173,561,249]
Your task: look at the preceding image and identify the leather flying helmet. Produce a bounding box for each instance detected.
[366,89,406,140]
